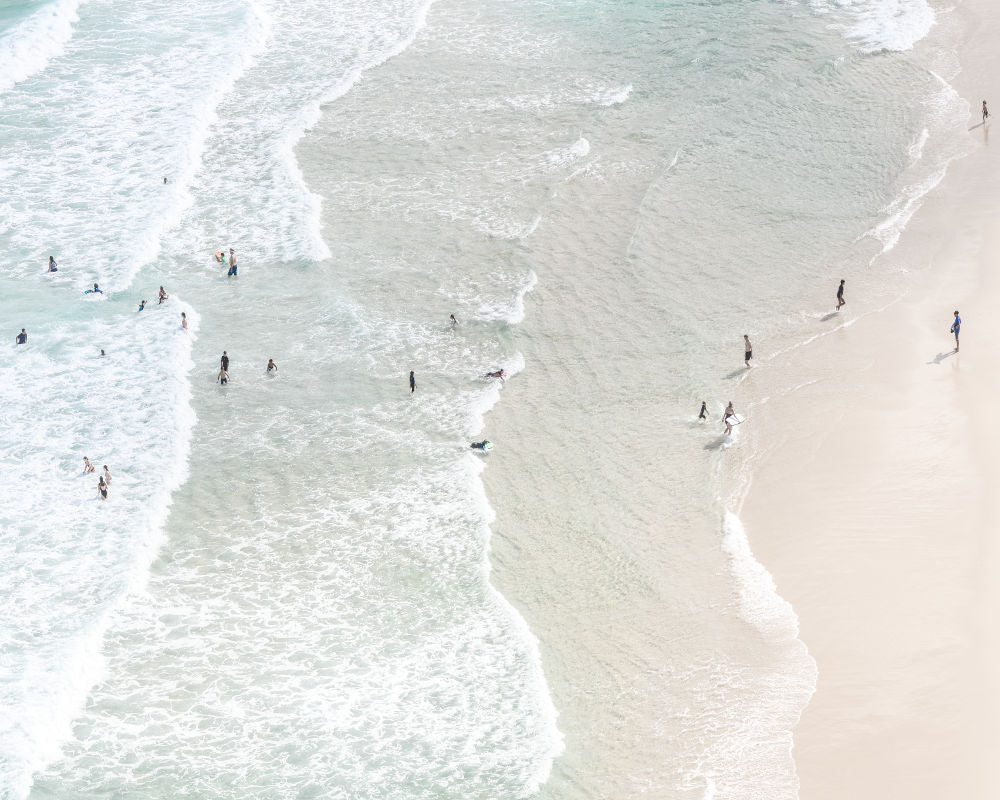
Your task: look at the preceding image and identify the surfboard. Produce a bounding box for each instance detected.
[725,414,744,426]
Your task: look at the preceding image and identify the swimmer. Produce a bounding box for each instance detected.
[484,369,506,380]
[158,286,168,304]
[83,456,96,473]
[87,283,102,294]
[409,370,416,393]
[470,440,491,450]
[227,249,237,277]
[218,368,230,385]
[449,314,457,328]
[698,401,708,420]
[48,256,58,273]
[103,465,112,486]
[220,351,229,372]
[266,358,277,374]
[98,476,108,500]
[724,401,736,435]
[181,312,187,330]
[15,328,27,344]
[214,251,225,263]
[138,300,146,312]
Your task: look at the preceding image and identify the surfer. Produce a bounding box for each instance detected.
[266,358,277,374]
[83,456,96,473]
[470,440,491,450]
[87,283,102,294]
[724,401,736,435]
[744,335,752,367]
[228,249,237,277]
[984,100,989,123]
[48,256,57,272]
[103,465,112,486]
[98,476,108,500]
[409,370,416,393]
[485,369,506,380]
[836,279,846,310]
[221,351,229,372]
[951,310,961,352]
[15,328,27,344]
[449,314,457,329]
[138,300,146,312]
[698,401,708,420]
[158,286,168,304]
[181,312,188,330]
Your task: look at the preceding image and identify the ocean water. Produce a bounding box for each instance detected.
[0,0,971,797]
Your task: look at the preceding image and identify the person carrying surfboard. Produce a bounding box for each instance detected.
[724,401,738,435]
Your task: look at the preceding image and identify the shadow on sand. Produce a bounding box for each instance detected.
[820,311,840,322]
[723,367,748,380]
[928,350,957,364]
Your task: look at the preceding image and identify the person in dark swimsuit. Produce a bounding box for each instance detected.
[98,476,108,500]
[48,256,58,272]
[15,328,27,344]
[221,351,229,372]
[409,370,416,393]
[698,401,708,420]
[836,279,845,310]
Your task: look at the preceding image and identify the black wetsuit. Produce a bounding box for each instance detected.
[221,355,229,371]
[15,333,27,344]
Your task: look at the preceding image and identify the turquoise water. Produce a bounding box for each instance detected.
[0,0,968,796]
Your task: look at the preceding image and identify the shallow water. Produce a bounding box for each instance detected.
[0,0,970,796]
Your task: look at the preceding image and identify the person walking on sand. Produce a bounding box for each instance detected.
[15,328,27,344]
[409,370,416,393]
[951,310,961,352]
[158,286,168,304]
[181,312,187,330]
[836,279,846,311]
[103,465,112,486]
[98,476,108,500]
[983,100,989,123]
[744,335,752,367]
[83,456,96,473]
[698,401,708,421]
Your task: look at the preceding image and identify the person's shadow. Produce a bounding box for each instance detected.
[928,351,957,364]
[820,311,839,321]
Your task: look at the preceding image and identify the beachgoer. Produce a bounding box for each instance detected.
[103,465,112,486]
[218,368,229,385]
[485,369,506,380]
[88,283,102,294]
[470,440,490,450]
[221,351,229,372]
[138,300,146,312]
[83,457,96,473]
[163,177,168,184]
[158,286,168,304]
[266,358,277,374]
[724,401,736,435]
[227,249,238,277]
[181,312,187,330]
[449,314,457,328]
[951,310,961,352]
[409,370,416,393]
[48,256,57,272]
[15,328,27,344]
[983,100,989,123]
[836,279,845,310]
[698,401,708,420]
[98,476,108,500]
[100,349,105,357]
[744,335,752,367]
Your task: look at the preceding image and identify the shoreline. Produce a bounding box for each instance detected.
[741,0,1000,795]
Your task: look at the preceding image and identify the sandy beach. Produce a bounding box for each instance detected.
[742,0,1000,796]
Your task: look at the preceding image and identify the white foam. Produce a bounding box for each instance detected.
[0,0,82,96]
[811,0,935,52]
[591,84,632,106]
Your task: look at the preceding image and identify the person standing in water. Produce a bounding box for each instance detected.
[181,312,187,330]
[83,457,96,473]
[158,286,168,304]
[743,335,752,367]
[836,279,846,311]
[138,300,146,312]
[698,401,708,421]
[103,465,112,486]
[449,314,457,329]
[951,310,961,352]
[266,358,277,374]
[227,249,238,277]
[48,256,58,272]
[983,100,989,123]
[221,351,230,372]
[218,367,230,385]
[98,476,108,500]
[15,328,27,344]
[723,401,736,435]
[409,370,416,393]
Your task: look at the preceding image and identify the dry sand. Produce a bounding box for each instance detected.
[741,1,1000,796]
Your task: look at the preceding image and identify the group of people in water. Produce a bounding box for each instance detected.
[83,457,113,500]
